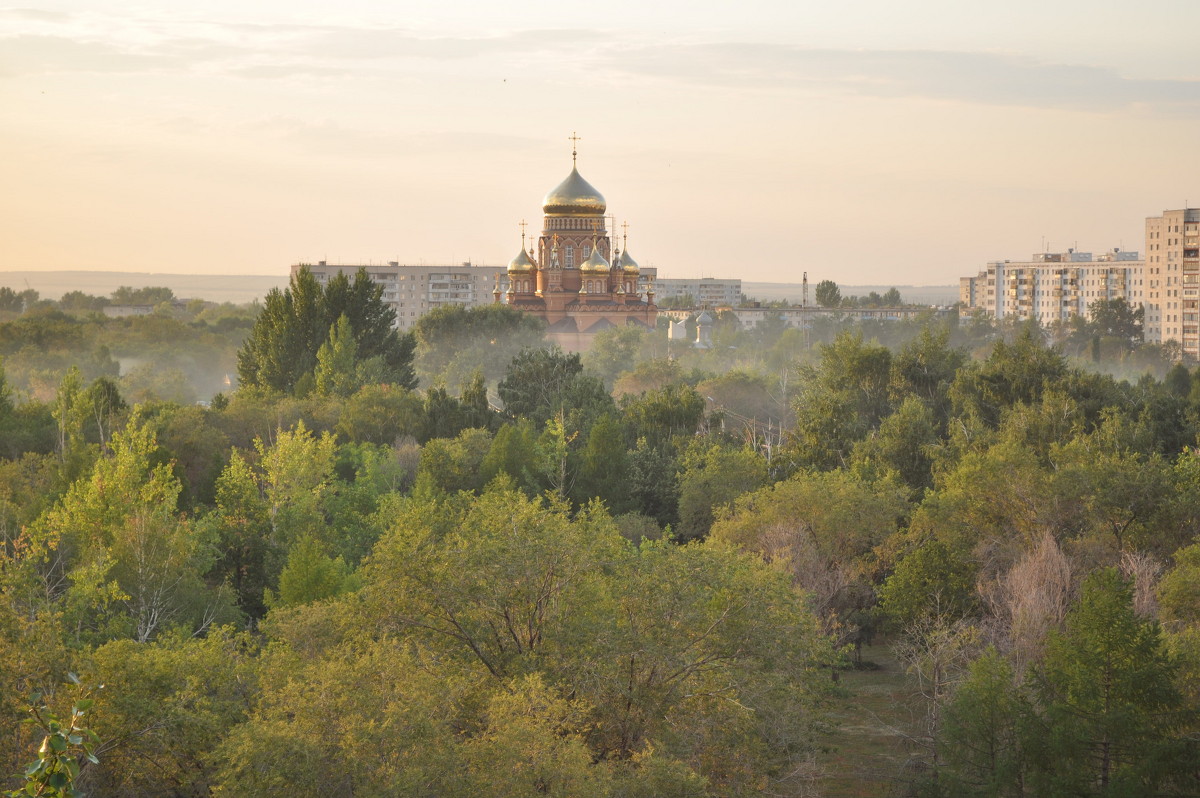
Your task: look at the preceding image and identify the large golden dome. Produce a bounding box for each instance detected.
[542,166,606,216]
[618,249,640,274]
[507,247,536,273]
[580,244,611,274]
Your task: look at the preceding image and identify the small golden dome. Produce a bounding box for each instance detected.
[507,247,536,273]
[618,249,640,274]
[542,166,606,216]
[580,244,610,274]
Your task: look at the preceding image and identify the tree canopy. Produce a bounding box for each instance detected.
[236,268,416,394]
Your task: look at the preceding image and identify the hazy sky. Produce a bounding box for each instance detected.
[3,1,1199,285]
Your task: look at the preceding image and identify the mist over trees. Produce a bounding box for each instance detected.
[1,287,1199,795]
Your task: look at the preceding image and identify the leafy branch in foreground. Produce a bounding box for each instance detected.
[8,675,100,798]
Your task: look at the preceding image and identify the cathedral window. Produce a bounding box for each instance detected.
[566,246,574,267]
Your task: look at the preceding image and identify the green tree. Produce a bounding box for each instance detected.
[413,303,546,387]
[1088,297,1143,346]
[267,537,354,608]
[498,346,584,423]
[936,648,1029,797]
[207,450,272,618]
[415,427,494,495]
[674,442,766,542]
[572,414,633,514]
[1030,568,1191,795]
[619,384,705,449]
[86,629,254,796]
[313,313,359,397]
[785,331,892,470]
[237,268,415,394]
[950,324,1067,429]
[334,383,424,445]
[851,395,940,493]
[481,421,543,496]
[583,326,650,389]
[814,279,841,308]
[879,538,978,629]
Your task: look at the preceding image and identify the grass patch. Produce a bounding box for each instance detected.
[816,641,925,797]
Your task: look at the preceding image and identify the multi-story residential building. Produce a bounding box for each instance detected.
[960,248,1143,326]
[654,278,743,308]
[1144,208,1200,357]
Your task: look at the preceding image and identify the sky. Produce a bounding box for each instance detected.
[2,0,1199,285]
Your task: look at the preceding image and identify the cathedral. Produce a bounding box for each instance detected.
[497,139,657,350]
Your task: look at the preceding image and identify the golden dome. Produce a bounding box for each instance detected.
[580,244,610,274]
[542,166,606,216]
[618,249,640,274]
[507,247,536,273]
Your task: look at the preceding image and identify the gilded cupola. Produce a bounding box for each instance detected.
[580,242,611,274]
[507,247,536,273]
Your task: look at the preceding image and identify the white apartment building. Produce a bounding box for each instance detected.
[1144,208,1200,357]
[655,278,742,307]
[960,249,1143,326]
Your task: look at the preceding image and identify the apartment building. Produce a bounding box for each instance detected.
[1144,208,1200,357]
[655,278,742,307]
[960,248,1143,325]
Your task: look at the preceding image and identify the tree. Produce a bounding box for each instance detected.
[110,286,175,305]
[481,421,543,496]
[784,331,892,470]
[814,280,841,308]
[87,629,254,797]
[936,648,1030,797]
[413,303,546,388]
[207,450,272,618]
[851,395,939,494]
[236,268,415,394]
[583,326,650,389]
[1029,568,1191,795]
[334,383,424,445]
[675,442,766,542]
[497,347,584,423]
[0,287,24,313]
[313,313,359,397]
[353,485,835,793]
[949,324,1067,429]
[619,384,705,449]
[1087,298,1143,347]
[34,415,234,645]
[711,469,909,658]
[572,414,633,513]
[267,537,354,608]
[415,428,494,495]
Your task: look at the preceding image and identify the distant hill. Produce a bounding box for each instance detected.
[0,271,289,304]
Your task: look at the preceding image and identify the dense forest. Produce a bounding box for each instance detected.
[1,270,1198,796]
